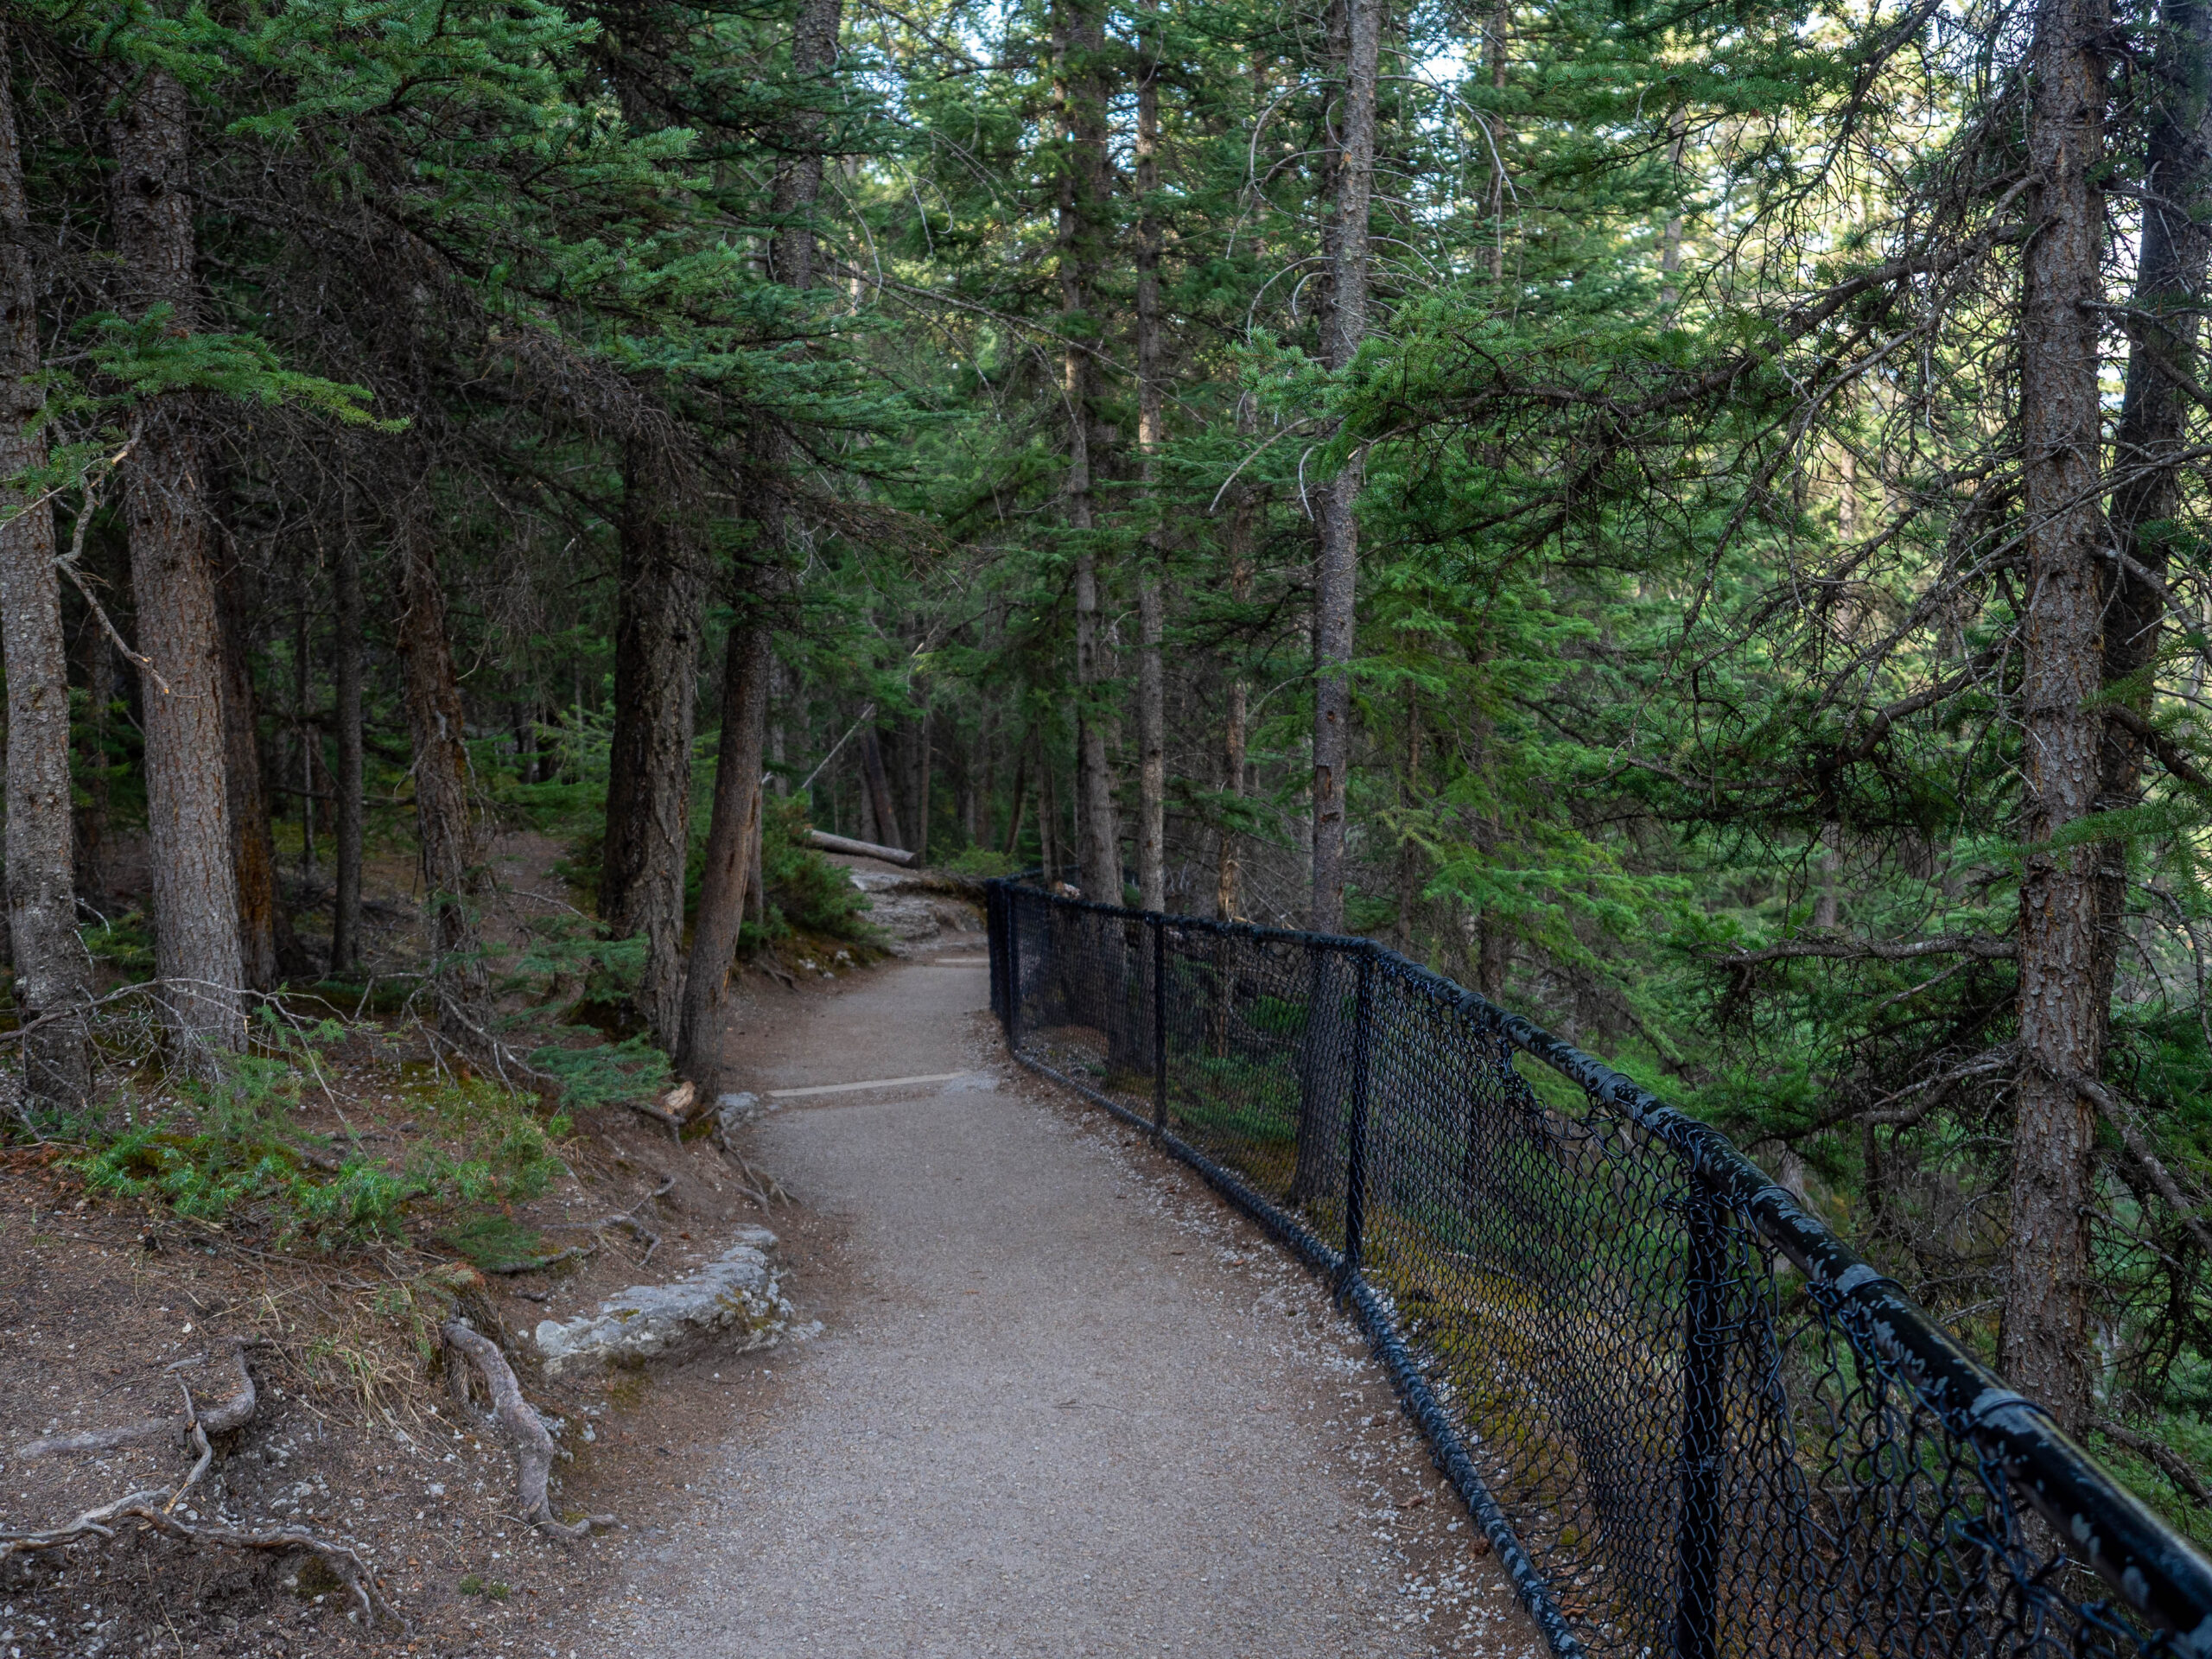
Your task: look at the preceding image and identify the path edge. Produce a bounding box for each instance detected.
[1004,1043,1587,1659]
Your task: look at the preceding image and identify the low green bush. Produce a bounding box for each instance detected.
[77,1028,572,1254]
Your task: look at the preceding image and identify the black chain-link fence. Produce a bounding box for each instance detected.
[984,878,2212,1659]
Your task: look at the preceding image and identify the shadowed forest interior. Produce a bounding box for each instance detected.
[1,0,2209,1577]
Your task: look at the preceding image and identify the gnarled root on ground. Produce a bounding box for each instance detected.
[0,1351,402,1630]
[707,1120,790,1210]
[18,1339,258,1458]
[440,1319,615,1541]
[717,1142,790,1211]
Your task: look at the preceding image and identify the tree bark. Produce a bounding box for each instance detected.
[680,618,770,1074]
[1217,397,1256,923]
[1054,0,1122,905]
[859,728,904,849]
[0,27,95,1109]
[330,495,365,976]
[1133,0,1167,914]
[392,480,487,1044]
[107,65,245,1058]
[910,707,932,867]
[295,600,315,875]
[2004,0,2112,1430]
[677,0,842,1071]
[2091,0,2212,1008]
[216,553,282,988]
[1309,0,1381,934]
[1001,743,1030,858]
[602,436,704,1042]
[1039,737,1062,880]
[75,603,116,907]
[1484,0,1511,283]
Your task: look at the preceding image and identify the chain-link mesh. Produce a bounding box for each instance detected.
[985,879,2212,1659]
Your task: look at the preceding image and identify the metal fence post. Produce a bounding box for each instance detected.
[1672,1193,1726,1659]
[1151,918,1168,1135]
[1342,948,1375,1284]
[1004,890,1021,1051]
[988,883,1005,1027]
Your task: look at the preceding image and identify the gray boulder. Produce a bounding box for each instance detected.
[533,1227,811,1375]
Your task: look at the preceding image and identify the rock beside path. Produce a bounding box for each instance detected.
[844,867,984,951]
[533,1228,813,1376]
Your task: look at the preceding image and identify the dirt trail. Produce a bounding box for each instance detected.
[573,944,1540,1658]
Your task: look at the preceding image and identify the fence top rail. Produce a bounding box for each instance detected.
[988,876,2212,1655]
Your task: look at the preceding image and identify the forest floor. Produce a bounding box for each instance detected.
[0,845,1535,1658]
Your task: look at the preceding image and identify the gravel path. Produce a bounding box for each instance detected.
[591,945,1539,1657]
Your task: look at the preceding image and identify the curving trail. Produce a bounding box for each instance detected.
[586,938,1538,1658]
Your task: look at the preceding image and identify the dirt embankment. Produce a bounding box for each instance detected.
[0,1042,849,1658]
[0,829,908,1658]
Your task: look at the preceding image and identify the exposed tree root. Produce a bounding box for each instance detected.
[625,1097,686,1141]
[533,1174,675,1265]
[483,1241,597,1276]
[0,1349,401,1630]
[440,1319,615,1541]
[20,1340,257,1458]
[599,1213,662,1262]
[711,1132,790,1211]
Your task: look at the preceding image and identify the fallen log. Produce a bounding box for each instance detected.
[805,828,915,867]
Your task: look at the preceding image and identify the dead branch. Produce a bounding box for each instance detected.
[2069,1072,2212,1263]
[1715,931,2016,967]
[2104,704,2212,791]
[439,1319,614,1541]
[2094,1417,2212,1506]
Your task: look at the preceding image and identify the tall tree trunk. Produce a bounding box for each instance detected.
[1814,823,1840,929]
[2004,0,2111,1430]
[1002,742,1030,858]
[1055,0,1122,904]
[2092,0,2212,1009]
[910,707,932,867]
[681,619,770,1074]
[1039,740,1062,880]
[1134,0,1167,913]
[1217,397,1256,923]
[1484,0,1511,283]
[767,656,789,794]
[1309,0,1381,934]
[0,28,95,1109]
[1660,106,1686,308]
[860,728,904,848]
[217,554,281,988]
[330,496,365,976]
[76,606,116,906]
[107,66,245,1057]
[1392,705,1423,954]
[678,0,843,1071]
[602,436,704,1042]
[295,599,315,876]
[392,481,487,1044]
